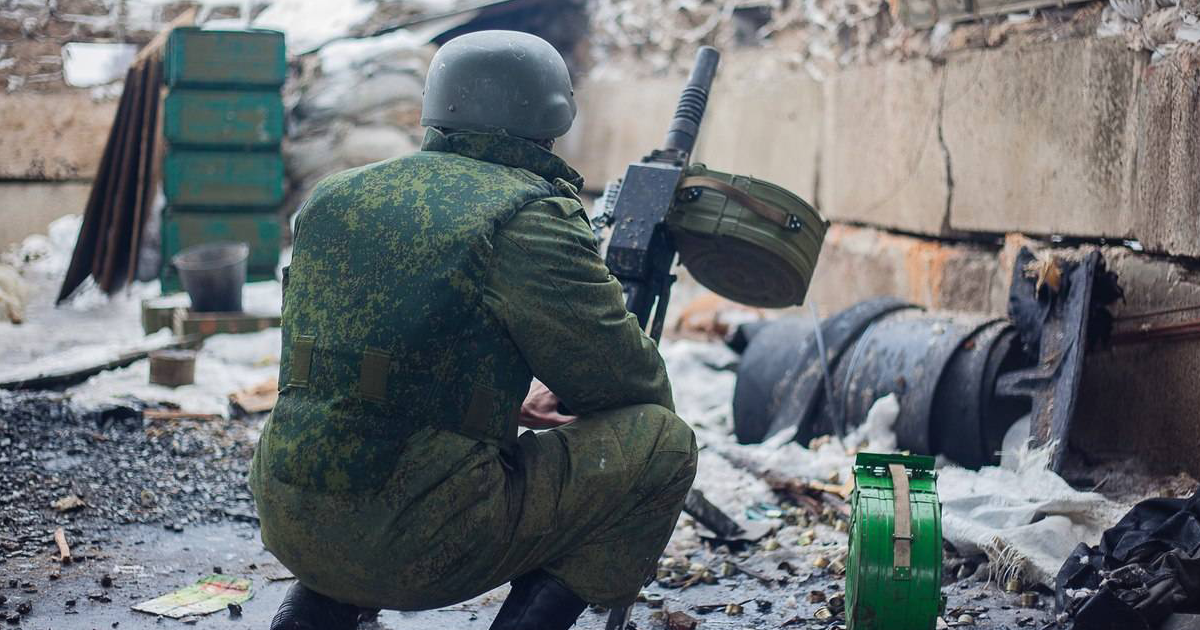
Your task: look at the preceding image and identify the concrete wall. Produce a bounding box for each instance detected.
[562,40,1198,258]
[942,38,1142,241]
[0,92,117,180]
[563,40,1200,476]
[0,91,115,248]
[0,181,92,248]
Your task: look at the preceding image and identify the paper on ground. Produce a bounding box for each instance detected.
[938,443,1129,586]
[132,575,252,618]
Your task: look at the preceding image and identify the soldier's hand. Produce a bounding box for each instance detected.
[519,380,577,429]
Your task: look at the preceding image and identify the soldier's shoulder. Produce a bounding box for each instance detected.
[303,151,440,198]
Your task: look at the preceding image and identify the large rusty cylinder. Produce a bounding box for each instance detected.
[732,300,1034,469]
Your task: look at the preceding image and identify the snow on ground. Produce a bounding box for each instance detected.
[1,215,282,418]
[67,328,281,416]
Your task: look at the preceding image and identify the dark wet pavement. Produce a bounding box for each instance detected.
[3,520,1056,630]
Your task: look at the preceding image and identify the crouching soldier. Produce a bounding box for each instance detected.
[250,30,698,630]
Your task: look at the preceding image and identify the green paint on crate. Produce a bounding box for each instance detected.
[160,211,282,291]
[164,90,284,149]
[163,151,285,208]
[165,28,286,88]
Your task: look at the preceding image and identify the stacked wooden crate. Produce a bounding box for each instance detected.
[160,27,286,292]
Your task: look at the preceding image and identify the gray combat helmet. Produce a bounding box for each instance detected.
[421,30,576,140]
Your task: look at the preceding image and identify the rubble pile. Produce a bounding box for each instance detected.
[641,343,1059,628]
[587,0,910,78]
[586,0,1197,79]
[1099,0,1200,59]
[0,391,260,563]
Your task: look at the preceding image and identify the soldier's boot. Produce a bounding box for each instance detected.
[269,582,361,630]
[489,570,588,630]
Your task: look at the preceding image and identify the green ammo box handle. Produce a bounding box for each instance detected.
[854,453,936,580]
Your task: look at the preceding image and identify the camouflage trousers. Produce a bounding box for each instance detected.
[253,403,697,609]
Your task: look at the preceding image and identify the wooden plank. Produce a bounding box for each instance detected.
[54,527,71,564]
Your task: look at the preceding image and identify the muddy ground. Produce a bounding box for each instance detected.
[1,393,1056,630]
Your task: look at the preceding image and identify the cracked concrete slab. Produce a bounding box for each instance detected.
[1133,56,1200,259]
[819,58,950,235]
[942,38,1141,240]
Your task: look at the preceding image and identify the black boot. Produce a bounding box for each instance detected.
[489,570,588,630]
[270,582,362,630]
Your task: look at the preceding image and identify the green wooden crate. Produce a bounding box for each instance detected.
[165,28,286,88]
[164,90,284,149]
[160,210,282,293]
[163,150,284,208]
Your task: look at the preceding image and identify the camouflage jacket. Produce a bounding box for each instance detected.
[251,128,673,500]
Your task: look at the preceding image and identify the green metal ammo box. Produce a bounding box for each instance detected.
[164,28,286,88]
[163,150,285,208]
[666,163,828,309]
[164,90,284,149]
[846,453,944,630]
[160,210,282,293]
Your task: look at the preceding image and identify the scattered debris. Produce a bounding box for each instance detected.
[132,574,253,619]
[52,494,86,512]
[685,488,773,542]
[0,391,259,560]
[665,609,700,630]
[54,526,71,563]
[1000,247,1122,472]
[143,410,223,421]
[229,377,279,414]
[1057,491,1200,630]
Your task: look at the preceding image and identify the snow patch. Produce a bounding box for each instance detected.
[67,329,282,416]
[61,43,137,87]
[1,215,283,419]
[253,0,377,52]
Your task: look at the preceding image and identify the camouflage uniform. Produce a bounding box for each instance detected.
[249,128,698,610]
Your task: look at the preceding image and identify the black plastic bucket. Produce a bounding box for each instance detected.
[171,242,249,313]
